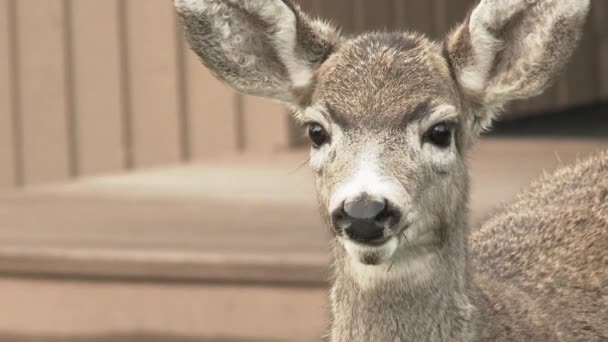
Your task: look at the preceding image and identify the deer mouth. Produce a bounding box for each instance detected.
[342,236,399,265]
[349,235,391,247]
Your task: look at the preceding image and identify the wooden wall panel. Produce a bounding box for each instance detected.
[593,0,608,99]
[15,0,71,185]
[315,0,356,34]
[70,0,125,175]
[396,1,436,37]
[296,0,315,13]
[564,17,600,107]
[183,47,239,158]
[443,0,474,31]
[523,83,560,116]
[0,0,16,188]
[358,0,395,31]
[241,96,289,153]
[0,0,602,190]
[125,0,181,168]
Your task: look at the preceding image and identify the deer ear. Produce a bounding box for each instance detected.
[174,0,339,107]
[445,0,590,132]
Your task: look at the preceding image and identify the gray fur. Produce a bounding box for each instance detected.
[471,151,608,341]
[174,0,604,341]
[174,0,339,105]
[330,151,608,341]
[445,0,591,132]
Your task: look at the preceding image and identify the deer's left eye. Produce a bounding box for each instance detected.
[426,122,453,148]
[308,123,330,148]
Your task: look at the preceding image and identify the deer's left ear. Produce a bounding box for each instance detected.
[174,0,340,108]
[445,0,591,132]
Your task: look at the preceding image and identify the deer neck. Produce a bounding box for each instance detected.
[329,214,479,341]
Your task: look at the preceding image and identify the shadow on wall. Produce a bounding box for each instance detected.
[491,102,608,138]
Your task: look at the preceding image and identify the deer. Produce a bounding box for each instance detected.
[173,0,607,340]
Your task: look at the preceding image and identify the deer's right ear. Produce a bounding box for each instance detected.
[174,0,340,107]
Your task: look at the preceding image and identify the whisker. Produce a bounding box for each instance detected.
[289,157,310,175]
[388,230,416,273]
[402,230,420,259]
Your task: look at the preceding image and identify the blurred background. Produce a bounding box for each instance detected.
[0,0,606,341]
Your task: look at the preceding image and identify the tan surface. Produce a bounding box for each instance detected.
[185,47,239,159]
[0,152,326,284]
[70,0,126,176]
[467,138,608,222]
[241,96,290,154]
[0,0,16,188]
[0,196,327,284]
[126,0,181,167]
[0,277,328,341]
[0,137,605,285]
[0,335,269,342]
[16,0,71,184]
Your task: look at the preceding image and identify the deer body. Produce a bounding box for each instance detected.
[331,151,608,341]
[174,0,606,340]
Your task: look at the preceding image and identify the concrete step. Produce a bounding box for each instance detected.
[0,152,328,286]
[0,277,327,342]
[0,334,279,342]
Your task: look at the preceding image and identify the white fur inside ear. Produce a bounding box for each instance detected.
[177,0,314,91]
[256,1,313,89]
[459,0,520,95]
[461,0,591,104]
[173,0,208,14]
[484,0,591,104]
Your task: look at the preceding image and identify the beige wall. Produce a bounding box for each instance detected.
[0,0,606,188]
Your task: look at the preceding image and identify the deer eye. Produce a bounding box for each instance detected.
[426,122,453,148]
[308,122,330,148]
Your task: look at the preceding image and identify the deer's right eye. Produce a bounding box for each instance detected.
[426,122,453,148]
[308,123,330,148]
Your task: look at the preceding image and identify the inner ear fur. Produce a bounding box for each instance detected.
[445,0,591,131]
[174,0,340,108]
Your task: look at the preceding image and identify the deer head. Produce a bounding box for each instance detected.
[175,0,590,275]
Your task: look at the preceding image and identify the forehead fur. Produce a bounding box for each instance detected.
[314,32,458,127]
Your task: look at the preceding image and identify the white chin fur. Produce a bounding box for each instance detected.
[341,236,437,290]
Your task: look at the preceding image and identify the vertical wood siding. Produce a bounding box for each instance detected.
[183,45,240,158]
[15,0,72,185]
[0,0,17,188]
[69,0,126,176]
[594,0,608,99]
[124,0,182,168]
[0,0,605,187]
[241,95,290,153]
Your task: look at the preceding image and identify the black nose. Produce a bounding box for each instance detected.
[332,194,400,243]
